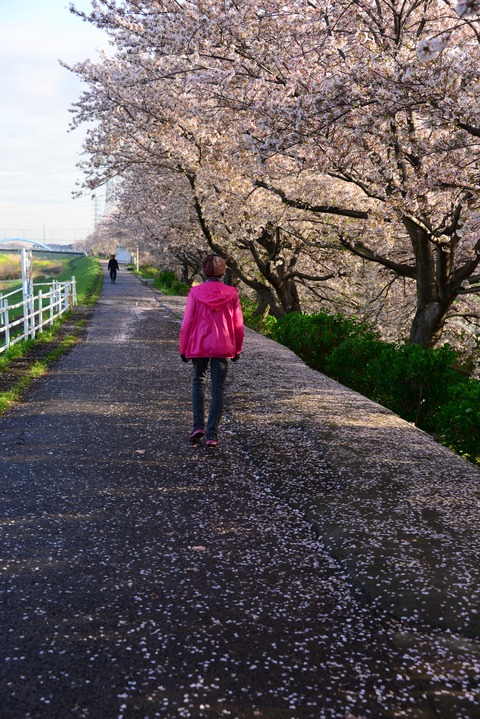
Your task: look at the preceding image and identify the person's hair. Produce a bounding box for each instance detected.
[202,254,226,277]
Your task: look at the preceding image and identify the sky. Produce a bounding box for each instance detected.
[0,0,110,246]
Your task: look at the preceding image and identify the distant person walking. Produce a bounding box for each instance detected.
[108,254,119,283]
[179,254,244,448]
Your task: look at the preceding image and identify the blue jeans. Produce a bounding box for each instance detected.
[191,358,229,441]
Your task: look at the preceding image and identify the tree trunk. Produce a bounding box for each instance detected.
[409,301,448,347]
[252,226,303,314]
[403,217,452,348]
[254,284,287,319]
[275,277,302,314]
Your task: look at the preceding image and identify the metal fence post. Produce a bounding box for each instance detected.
[3,300,10,349]
[38,290,43,333]
[49,284,55,327]
[23,296,29,340]
[29,294,35,339]
[72,276,77,306]
[65,282,70,312]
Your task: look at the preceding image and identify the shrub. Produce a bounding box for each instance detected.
[240,298,277,336]
[435,380,480,463]
[157,271,189,296]
[324,334,391,401]
[138,266,189,296]
[270,311,372,373]
[327,339,466,429]
[381,343,464,429]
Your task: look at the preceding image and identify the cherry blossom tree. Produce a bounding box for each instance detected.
[67,0,480,353]
[65,7,343,317]
[193,0,480,348]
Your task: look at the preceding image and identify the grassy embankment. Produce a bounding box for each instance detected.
[0,254,103,412]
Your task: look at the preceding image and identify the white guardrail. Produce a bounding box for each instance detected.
[0,278,77,354]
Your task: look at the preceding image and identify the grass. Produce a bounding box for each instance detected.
[0,333,80,413]
[135,265,189,295]
[0,315,84,412]
[66,255,104,304]
[1,256,103,349]
[0,339,31,370]
[33,254,103,305]
[0,256,101,414]
[0,252,69,285]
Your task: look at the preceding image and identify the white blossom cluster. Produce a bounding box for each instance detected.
[455,0,480,18]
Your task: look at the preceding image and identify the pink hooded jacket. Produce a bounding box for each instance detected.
[179,281,245,359]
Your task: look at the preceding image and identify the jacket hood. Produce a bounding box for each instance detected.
[193,282,237,311]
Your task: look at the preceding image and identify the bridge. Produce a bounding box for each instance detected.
[0,238,52,251]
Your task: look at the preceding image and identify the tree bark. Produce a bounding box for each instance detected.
[403,217,452,348]
[409,301,448,347]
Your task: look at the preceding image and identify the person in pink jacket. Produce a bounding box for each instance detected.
[179,254,244,448]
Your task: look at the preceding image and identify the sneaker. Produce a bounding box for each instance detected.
[206,439,219,448]
[189,429,205,444]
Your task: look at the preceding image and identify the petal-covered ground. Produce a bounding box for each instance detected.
[0,269,479,718]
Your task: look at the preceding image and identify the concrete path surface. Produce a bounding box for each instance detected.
[1,268,479,718]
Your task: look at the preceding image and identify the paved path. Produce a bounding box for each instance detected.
[0,269,479,718]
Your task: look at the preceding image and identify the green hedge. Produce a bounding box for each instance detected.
[247,308,479,465]
[270,310,371,373]
[137,266,189,296]
[434,380,480,463]
[325,338,465,431]
[240,298,278,336]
